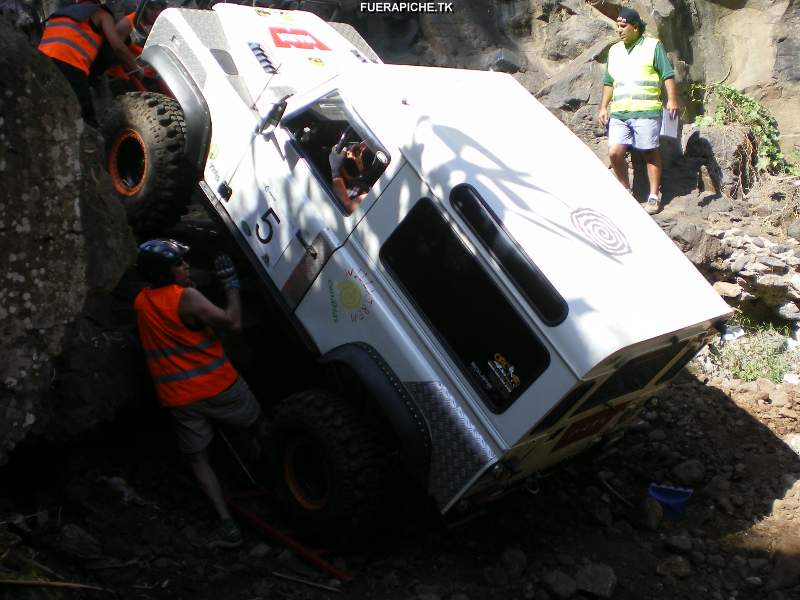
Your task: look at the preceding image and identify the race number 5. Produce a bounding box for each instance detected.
[256,207,281,244]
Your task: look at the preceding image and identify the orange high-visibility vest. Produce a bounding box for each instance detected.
[134,284,238,407]
[38,3,107,75]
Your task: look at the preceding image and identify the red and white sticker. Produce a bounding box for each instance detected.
[551,402,630,452]
[270,27,331,51]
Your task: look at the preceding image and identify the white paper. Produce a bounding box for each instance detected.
[660,109,679,138]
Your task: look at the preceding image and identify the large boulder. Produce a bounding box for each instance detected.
[0,21,139,465]
[683,124,756,198]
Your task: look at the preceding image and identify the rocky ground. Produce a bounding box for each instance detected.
[2,361,800,600]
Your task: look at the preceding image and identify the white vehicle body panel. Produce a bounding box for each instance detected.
[144,5,731,512]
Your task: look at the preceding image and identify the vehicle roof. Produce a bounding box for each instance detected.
[212,4,375,94]
[336,65,730,376]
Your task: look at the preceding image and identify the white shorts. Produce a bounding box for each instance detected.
[608,117,662,151]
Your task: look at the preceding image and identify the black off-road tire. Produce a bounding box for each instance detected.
[268,389,390,537]
[102,92,194,237]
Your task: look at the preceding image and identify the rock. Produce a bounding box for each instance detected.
[483,565,509,587]
[698,164,720,194]
[0,19,137,465]
[782,373,800,385]
[756,274,789,289]
[767,536,800,591]
[484,47,526,74]
[758,256,788,272]
[500,547,527,578]
[784,433,800,456]
[684,125,755,198]
[672,459,706,486]
[543,15,612,62]
[713,281,742,299]
[59,523,102,558]
[535,38,610,153]
[638,496,663,531]
[730,254,750,273]
[745,576,763,588]
[575,563,617,599]
[542,569,577,600]
[708,554,726,568]
[249,543,271,558]
[656,555,692,578]
[787,220,800,242]
[687,232,725,267]
[769,389,790,407]
[757,378,777,393]
[778,302,800,320]
[749,558,771,573]
[670,222,702,251]
[665,532,693,554]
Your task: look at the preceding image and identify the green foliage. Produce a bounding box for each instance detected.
[689,83,799,176]
[708,313,799,383]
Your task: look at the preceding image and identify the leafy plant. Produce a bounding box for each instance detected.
[689,83,799,176]
[708,312,800,383]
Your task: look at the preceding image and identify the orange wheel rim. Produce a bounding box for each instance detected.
[283,438,331,511]
[108,128,147,197]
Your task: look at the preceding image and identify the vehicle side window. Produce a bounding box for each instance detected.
[380,198,551,413]
[283,91,390,216]
[450,184,568,326]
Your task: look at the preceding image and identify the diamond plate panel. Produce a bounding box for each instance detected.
[406,381,497,510]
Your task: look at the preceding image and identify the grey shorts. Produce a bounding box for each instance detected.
[608,117,662,151]
[171,377,261,454]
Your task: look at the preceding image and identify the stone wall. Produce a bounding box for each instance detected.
[0,21,138,465]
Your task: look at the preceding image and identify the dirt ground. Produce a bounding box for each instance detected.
[2,366,800,600]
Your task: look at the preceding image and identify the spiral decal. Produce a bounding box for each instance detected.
[570,208,631,255]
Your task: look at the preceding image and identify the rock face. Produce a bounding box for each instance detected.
[362,0,800,156]
[0,21,138,465]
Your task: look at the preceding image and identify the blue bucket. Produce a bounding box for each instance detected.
[648,483,693,519]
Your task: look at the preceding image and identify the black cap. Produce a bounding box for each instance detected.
[617,7,644,27]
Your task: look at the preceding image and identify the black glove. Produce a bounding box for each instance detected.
[328,147,345,175]
[214,254,240,290]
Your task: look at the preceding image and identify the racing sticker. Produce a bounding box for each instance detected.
[551,403,628,452]
[269,27,331,51]
[327,268,375,323]
[487,353,521,394]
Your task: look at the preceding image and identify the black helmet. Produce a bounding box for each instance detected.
[137,239,189,286]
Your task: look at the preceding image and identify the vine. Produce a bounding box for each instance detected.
[688,83,799,176]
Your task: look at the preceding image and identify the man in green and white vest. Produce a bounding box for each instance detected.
[597,7,678,215]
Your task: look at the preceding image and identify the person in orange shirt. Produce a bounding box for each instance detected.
[105,0,166,86]
[134,239,265,549]
[38,0,140,127]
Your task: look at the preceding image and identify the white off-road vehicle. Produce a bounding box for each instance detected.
[104,3,731,532]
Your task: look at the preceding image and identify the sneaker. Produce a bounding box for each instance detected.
[205,519,242,549]
[644,194,662,215]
